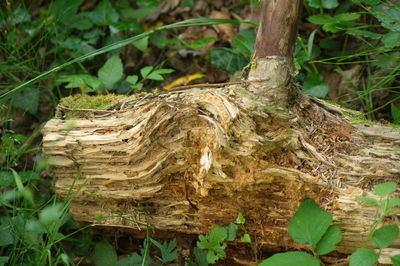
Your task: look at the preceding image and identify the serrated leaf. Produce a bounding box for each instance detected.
[57,74,101,90]
[391,254,400,266]
[357,197,378,206]
[193,247,208,266]
[140,66,154,78]
[92,242,118,266]
[209,226,227,244]
[372,225,399,249]
[149,238,178,263]
[98,56,123,88]
[374,182,397,197]
[349,248,379,266]
[288,199,332,247]
[226,222,238,241]
[372,4,400,32]
[382,32,400,48]
[259,251,320,266]
[316,225,342,255]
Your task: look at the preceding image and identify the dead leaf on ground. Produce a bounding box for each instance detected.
[209,10,237,41]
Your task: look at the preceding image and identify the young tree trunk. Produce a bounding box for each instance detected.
[42,0,400,264]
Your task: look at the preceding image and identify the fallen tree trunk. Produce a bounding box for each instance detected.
[42,87,400,257]
[41,0,400,264]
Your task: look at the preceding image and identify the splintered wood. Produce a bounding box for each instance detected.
[42,86,400,257]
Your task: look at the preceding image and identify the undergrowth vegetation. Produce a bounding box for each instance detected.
[0,0,399,265]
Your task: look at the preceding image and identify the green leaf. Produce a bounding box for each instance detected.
[197,226,227,264]
[357,197,378,206]
[98,56,123,88]
[69,12,94,30]
[226,222,238,241]
[231,37,254,57]
[191,37,217,50]
[392,104,400,124]
[209,226,227,243]
[49,0,83,26]
[372,4,400,32]
[305,0,339,9]
[140,66,154,79]
[382,32,400,48]
[132,36,149,52]
[240,234,251,243]
[92,242,118,266]
[316,225,342,255]
[0,218,13,247]
[346,29,382,40]
[335,13,360,22]
[388,198,400,208]
[89,0,119,25]
[372,225,399,249]
[0,171,14,187]
[38,203,67,229]
[149,238,179,263]
[210,48,248,73]
[349,248,379,266]
[374,182,397,197]
[307,30,318,58]
[11,87,39,115]
[308,14,336,25]
[236,213,246,224]
[302,73,329,98]
[259,251,320,266]
[0,256,9,266]
[288,199,332,247]
[391,254,400,266]
[193,247,208,266]
[118,252,143,266]
[147,68,174,81]
[57,74,101,90]
[126,75,139,85]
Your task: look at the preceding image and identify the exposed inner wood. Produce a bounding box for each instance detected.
[42,78,400,260]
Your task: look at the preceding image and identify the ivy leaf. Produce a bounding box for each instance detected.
[349,248,379,266]
[288,199,332,247]
[98,56,123,88]
[374,182,397,197]
[316,225,342,255]
[372,225,399,249]
[259,251,320,266]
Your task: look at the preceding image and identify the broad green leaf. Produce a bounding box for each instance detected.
[346,29,382,40]
[59,36,96,57]
[232,37,254,57]
[316,225,342,255]
[38,203,66,228]
[126,75,139,85]
[0,218,13,246]
[226,222,238,241]
[335,13,360,22]
[382,32,400,48]
[132,36,149,52]
[240,234,251,243]
[118,252,143,266]
[98,56,123,88]
[388,198,400,208]
[140,66,154,78]
[392,104,400,124]
[302,72,329,98]
[69,12,93,30]
[308,14,336,25]
[288,199,332,247]
[372,225,399,249]
[0,171,14,187]
[11,87,39,115]
[374,182,397,197]
[372,4,400,32]
[49,0,83,26]
[89,0,119,25]
[236,213,246,224]
[210,48,248,73]
[391,254,400,266]
[147,69,174,80]
[209,226,227,244]
[259,251,320,266]
[357,197,378,206]
[349,248,379,266]
[92,242,118,266]
[191,37,217,50]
